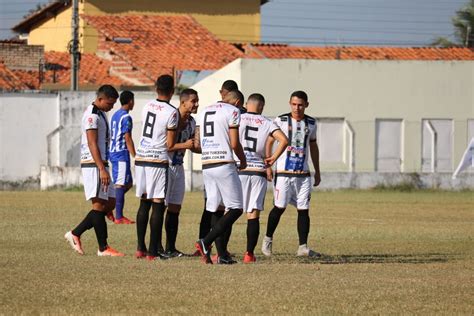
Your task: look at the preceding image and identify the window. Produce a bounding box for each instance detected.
[375,119,403,172]
[422,119,453,172]
[317,118,344,163]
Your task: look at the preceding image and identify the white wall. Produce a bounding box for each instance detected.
[0,93,59,181]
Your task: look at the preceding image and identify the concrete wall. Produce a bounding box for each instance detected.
[0,93,59,185]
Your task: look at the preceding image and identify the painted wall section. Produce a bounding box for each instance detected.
[27,7,72,52]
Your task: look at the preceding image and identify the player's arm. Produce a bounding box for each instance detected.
[192,126,202,153]
[168,131,193,152]
[166,110,179,150]
[124,132,136,158]
[264,129,288,167]
[230,127,247,169]
[86,129,110,188]
[264,135,276,181]
[310,140,321,187]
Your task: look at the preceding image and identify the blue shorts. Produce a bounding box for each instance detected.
[111,160,133,186]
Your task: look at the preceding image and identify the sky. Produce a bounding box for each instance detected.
[0,0,469,46]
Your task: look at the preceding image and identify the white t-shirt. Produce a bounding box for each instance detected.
[196,102,240,166]
[136,99,178,165]
[274,113,317,174]
[80,104,109,166]
[237,112,280,172]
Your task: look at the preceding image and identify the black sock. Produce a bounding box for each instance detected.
[199,209,213,239]
[136,199,152,252]
[211,211,225,255]
[165,211,179,252]
[203,209,242,247]
[297,209,310,245]
[149,202,165,256]
[247,218,260,254]
[266,206,285,238]
[72,210,94,237]
[89,210,108,251]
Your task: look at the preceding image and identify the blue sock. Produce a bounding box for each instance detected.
[115,187,125,219]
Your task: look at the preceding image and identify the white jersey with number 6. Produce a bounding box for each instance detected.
[136,99,178,165]
[197,102,240,166]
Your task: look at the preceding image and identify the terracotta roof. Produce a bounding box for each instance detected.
[0,51,133,91]
[0,62,30,91]
[83,15,244,83]
[240,44,474,60]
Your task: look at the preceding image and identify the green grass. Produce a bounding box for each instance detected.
[0,190,473,314]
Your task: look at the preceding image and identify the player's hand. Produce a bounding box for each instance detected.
[264,156,277,168]
[99,167,111,191]
[266,168,273,182]
[313,172,321,187]
[183,139,194,149]
[238,160,247,170]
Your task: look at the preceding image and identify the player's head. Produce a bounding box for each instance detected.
[246,93,265,114]
[155,74,175,100]
[96,84,118,112]
[220,80,238,99]
[120,90,135,111]
[289,90,309,118]
[223,90,244,108]
[180,88,199,115]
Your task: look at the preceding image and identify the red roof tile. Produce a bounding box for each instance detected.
[83,15,244,82]
[0,62,30,91]
[241,44,474,60]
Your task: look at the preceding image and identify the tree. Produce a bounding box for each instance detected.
[432,0,474,48]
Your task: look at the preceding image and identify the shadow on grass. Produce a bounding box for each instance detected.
[266,253,459,264]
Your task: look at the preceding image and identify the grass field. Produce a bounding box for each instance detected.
[0,190,473,314]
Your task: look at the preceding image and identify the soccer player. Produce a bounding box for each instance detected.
[134,75,178,260]
[194,90,247,264]
[238,93,288,263]
[109,90,136,224]
[194,80,244,254]
[261,90,322,258]
[164,88,200,257]
[64,85,124,257]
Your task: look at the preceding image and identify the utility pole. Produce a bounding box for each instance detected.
[70,0,79,91]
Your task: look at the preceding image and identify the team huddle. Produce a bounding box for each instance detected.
[64,75,321,264]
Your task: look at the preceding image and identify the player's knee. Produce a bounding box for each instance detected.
[247,210,260,220]
[297,209,309,216]
[272,206,286,215]
[167,204,181,214]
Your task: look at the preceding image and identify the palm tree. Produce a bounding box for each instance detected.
[432,0,474,48]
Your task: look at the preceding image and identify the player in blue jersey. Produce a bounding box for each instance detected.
[109,90,136,224]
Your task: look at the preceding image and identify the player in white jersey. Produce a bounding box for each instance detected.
[194,90,247,264]
[64,85,125,257]
[163,89,199,257]
[134,75,178,260]
[237,93,288,263]
[262,91,322,258]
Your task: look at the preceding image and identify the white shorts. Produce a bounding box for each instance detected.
[203,163,243,212]
[239,173,267,213]
[273,175,312,209]
[166,164,185,205]
[135,165,168,199]
[82,166,116,201]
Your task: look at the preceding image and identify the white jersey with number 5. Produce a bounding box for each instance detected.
[136,99,178,165]
[197,102,240,166]
[238,112,280,172]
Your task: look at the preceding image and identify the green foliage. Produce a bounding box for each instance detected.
[432,0,474,47]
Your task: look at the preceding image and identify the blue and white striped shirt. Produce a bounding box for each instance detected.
[109,109,133,161]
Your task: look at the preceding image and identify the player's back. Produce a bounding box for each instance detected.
[109,108,132,161]
[239,112,278,171]
[136,99,178,165]
[198,102,240,166]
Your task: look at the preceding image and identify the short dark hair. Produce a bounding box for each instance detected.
[180,88,198,102]
[120,90,134,105]
[97,85,119,99]
[290,90,308,103]
[247,93,265,105]
[155,74,175,95]
[227,90,244,105]
[221,80,238,92]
